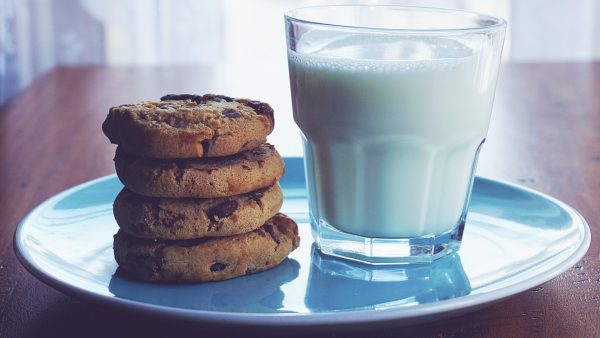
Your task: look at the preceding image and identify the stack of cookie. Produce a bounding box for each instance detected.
[102,94,300,282]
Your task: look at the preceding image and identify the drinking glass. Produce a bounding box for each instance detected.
[285,6,506,264]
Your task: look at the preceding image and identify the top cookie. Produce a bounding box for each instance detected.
[102,94,275,159]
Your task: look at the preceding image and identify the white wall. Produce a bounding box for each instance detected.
[2,0,600,105]
[510,0,599,61]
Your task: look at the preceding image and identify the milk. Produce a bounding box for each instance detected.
[288,33,497,238]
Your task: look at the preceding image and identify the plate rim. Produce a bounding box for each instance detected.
[13,173,591,327]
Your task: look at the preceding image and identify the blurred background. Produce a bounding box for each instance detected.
[2,0,599,154]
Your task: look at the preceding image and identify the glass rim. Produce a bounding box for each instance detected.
[284,5,507,34]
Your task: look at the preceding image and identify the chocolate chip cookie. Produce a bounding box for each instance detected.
[113,184,283,240]
[102,94,275,159]
[114,143,284,198]
[113,213,300,282]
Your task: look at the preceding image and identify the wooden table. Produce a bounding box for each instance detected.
[0,64,598,337]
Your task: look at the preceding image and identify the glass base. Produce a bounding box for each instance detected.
[311,216,466,265]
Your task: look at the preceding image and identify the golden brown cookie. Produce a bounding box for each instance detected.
[113,213,300,282]
[113,184,283,240]
[114,143,285,198]
[102,94,275,159]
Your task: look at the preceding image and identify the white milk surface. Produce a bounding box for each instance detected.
[288,33,497,238]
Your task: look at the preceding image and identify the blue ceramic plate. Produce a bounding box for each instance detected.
[14,158,590,329]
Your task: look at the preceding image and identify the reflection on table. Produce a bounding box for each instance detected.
[305,245,471,311]
[108,258,300,313]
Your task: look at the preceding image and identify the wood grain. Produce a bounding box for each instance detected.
[0,64,598,337]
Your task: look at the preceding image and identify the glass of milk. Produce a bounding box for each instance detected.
[285,6,506,264]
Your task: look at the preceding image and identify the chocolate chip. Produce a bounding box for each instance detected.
[252,147,266,156]
[210,262,228,272]
[249,145,271,162]
[247,187,267,200]
[254,228,268,238]
[263,223,281,244]
[221,108,242,118]
[203,94,234,102]
[238,99,274,116]
[200,139,211,156]
[160,94,204,103]
[207,200,239,222]
[241,164,251,170]
[158,210,186,228]
[161,94,235,104]
[200,134,218,156]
